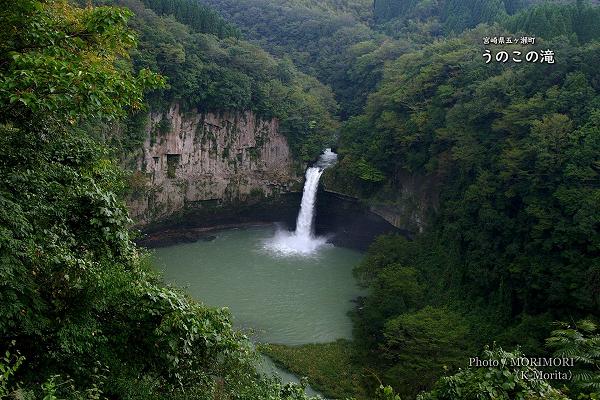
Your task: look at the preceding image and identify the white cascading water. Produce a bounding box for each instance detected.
[265,149,338,256]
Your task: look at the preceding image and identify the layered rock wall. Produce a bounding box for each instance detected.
[128,104,297,225]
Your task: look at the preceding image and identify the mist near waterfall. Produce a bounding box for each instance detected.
[264,149,338,256]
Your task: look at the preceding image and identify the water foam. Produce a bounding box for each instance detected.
[264,149,337,256]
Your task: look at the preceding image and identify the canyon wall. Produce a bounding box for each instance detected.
[322,169,440,234]
[368,170,440,234]
[128,104,298,225]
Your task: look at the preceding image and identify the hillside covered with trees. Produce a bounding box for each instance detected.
[196,0,416,117]
[92,0,340,161]
[0,1,330,398]
[333,2,600,399]
[1,0,599,399]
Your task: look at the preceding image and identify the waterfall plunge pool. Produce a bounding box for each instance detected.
[153,226,365,345]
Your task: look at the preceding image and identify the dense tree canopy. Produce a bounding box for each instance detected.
[374,0,510,33]
[196,0,415,118]
[0,1,320,398]
[333,21,600,399]
[0,0,162,127]
[504,1,600,44]
[140,0,241,38]
[417,347,569,400]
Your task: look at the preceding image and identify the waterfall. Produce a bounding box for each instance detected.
[295,149,337,239]
[265,149,337,256]
[294,167,324,238]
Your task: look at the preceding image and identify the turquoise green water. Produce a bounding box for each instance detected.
[153,226,365,345]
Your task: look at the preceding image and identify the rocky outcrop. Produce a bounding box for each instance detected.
[368,170,440,233]
[128,104,298,225]
[322,169,440,234]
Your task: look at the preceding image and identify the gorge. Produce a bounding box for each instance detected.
[3,0,599,399]
[130,110,404,251]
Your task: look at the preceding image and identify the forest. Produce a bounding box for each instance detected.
[1,0,599,399]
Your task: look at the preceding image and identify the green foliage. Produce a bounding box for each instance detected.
[0,343,24,398]
[339,22,600,397]
[0,1,318,399]
[195,0,413,117]
[375,385,402,400]
[340,27,600,318]
[378,307,470,397]
[383,306,469,363]
[375,0,600,43]
[0,0,164,127]
[260,340,368,399]
[0,106,264,398]
[547,320,600,396]
[417,347,570,400]
[504,2,600,44]
[349,236,474,397]
[140,0,241,38]
[374,0,509,35]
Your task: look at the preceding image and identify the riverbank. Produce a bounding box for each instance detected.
[259,340,368,400]
[135,222,272,248]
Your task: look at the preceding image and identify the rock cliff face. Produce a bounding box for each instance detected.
[322,169,440,234]
[128,104,298,225]
[368,170,440,234]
